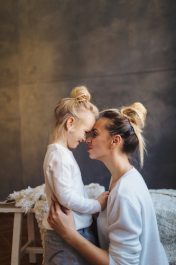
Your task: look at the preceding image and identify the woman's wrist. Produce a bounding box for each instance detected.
[64,229,109,265]
[62,227,79,245]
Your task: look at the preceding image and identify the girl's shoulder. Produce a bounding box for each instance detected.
[46,144,74,163]
[47,143,71,155]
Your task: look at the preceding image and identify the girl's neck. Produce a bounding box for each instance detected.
[53,139,67,148]
[49,132,68,148]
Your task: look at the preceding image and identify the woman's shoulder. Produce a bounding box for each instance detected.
[113,168,149,204]
[120,167,146,189]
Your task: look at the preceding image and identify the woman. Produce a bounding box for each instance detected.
[48,102,169,265]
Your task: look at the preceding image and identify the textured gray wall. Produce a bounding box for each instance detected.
[0,0,176,200]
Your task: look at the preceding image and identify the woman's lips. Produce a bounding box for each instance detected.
[87,145,92,151]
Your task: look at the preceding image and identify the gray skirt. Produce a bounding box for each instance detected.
[43,227,98,265]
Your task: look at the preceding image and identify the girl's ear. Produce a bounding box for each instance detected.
[65,116,75,130]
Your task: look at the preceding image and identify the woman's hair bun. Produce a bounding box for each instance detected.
[120,102,147,129]
[70,86,91,102]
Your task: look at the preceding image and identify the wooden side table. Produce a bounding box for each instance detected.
[0,204,43,265]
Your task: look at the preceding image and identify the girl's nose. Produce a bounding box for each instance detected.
[80,133,87,143]
[82,136,86,142]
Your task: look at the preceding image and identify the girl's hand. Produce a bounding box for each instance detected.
[97,191,109,211]
[48,200,76,241]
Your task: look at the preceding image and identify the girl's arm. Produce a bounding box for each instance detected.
[48,200,109,265]
[49,154,108,213]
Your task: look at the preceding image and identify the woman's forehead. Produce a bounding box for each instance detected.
[93,117,109,129]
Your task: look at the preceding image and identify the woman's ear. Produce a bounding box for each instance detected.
[65,116,75,131]
[111,135,122,146]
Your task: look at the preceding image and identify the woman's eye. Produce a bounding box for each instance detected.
[92,131,98,138]
[86,130,98,138]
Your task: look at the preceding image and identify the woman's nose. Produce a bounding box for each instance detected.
[85,131,93,142]
[86,136,92,143]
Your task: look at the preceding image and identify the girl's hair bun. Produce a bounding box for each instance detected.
[121,102,147,129]
[70,86,91,102]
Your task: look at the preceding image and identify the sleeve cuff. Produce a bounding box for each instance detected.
[93,199,101,212]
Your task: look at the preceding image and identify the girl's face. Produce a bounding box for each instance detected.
[67,111,96,149]
[86,118,113,161]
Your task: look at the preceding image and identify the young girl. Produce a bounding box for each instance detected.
[48,102,169,265]
[43,86,108,265]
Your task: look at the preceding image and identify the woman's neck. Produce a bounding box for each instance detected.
[103,152,133,184]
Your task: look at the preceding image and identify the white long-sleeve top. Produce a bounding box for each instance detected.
[43,143,101,230]
[97,167,169,265]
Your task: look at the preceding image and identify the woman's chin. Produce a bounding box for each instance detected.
[88,151,96,159]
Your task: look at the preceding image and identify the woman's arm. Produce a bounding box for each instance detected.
[67,230,109,265]
[48,200,109,265]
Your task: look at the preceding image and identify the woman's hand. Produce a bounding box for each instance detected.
[48,199,76,241]
[97,191,109,211]
[48,199,109,265]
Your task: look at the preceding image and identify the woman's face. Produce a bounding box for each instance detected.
[86,117,113,160]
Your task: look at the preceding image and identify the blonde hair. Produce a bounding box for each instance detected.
[100,102,147,167]
[52,86,98,141]
[120,102,147,166]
